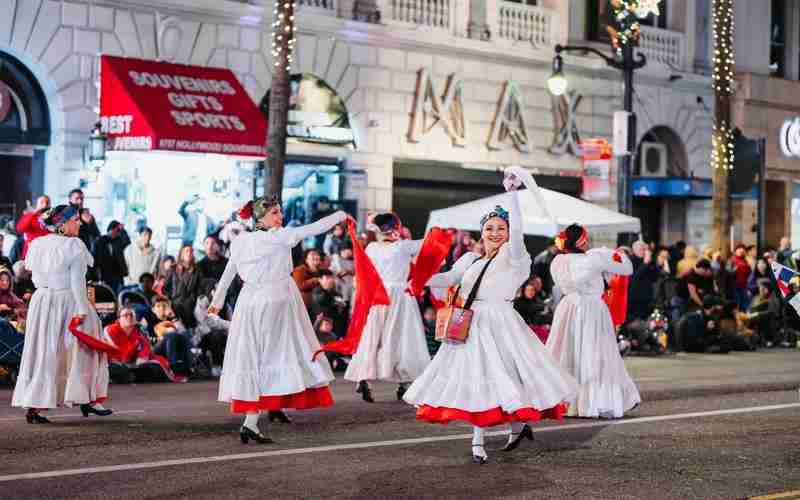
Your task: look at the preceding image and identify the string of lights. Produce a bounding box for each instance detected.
[271,0,297,72]
[711,0,735,95]
[711,0,735,171]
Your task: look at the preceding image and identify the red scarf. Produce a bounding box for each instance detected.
[406,228,453,298]
[603,274,629,328]
[315,219,390,358]
[105,321,152,363]
[69,317,120,357]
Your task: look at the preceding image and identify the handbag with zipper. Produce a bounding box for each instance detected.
[435,253,497,344]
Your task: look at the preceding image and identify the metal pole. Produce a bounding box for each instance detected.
[757,138,767,254]
[617,44,635,246]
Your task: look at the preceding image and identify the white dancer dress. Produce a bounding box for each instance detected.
[344,240,431,383]
[211,212,346,414]
[404,191,578,427]
[12,235,110,409]
[547,248,641,418]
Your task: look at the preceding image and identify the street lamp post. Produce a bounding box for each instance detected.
[547,43,646,221]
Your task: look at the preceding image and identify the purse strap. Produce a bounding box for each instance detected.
[463,253,498,310]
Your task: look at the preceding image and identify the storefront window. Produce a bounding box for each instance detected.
[87,151,254,256]
[770,0,786,77]
[253,159,350,249]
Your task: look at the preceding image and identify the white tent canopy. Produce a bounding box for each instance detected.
[426,188,641,236]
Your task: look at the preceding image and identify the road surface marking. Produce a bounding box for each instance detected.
[0,402,798,482]
[0,410,145,422]
[750,492,800,500]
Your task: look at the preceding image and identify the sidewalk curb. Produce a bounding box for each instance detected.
[640,381,800,402]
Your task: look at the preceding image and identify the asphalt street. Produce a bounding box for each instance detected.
[1,350,799,500]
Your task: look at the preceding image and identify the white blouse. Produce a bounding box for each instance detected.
[550,248,633,297]
[25,234,94,315]
[366,240,423,287]
[211,211,347,308]
[427,190,531,303]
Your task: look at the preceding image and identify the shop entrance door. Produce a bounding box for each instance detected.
[0,154,32,219]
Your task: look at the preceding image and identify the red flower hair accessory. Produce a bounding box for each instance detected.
[238,201,254,221]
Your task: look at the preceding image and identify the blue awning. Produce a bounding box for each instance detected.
[632,178,757,199]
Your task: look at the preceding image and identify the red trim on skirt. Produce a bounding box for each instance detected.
[230,386,334,414]
[415,402,567,427]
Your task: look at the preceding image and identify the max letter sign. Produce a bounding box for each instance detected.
[780,118,800,158]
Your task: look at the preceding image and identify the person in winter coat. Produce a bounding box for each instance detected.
[628,244,663,321]
[93,221,129,293]
[68,190,101,253]
[292,249,324,309]
[167,245,202,329]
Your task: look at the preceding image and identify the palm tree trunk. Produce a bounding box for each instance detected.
[710,0,734,257]
[264,0,296,202]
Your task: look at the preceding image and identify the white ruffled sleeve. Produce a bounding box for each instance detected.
[210,259,238,310]
[588,247,633,276]
[70,260,92,316]
[506,190,531,270]
[427,252,480,289]
[284,211,347,247]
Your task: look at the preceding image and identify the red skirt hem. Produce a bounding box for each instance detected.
[230,386,334,414]
[415,402,568,427]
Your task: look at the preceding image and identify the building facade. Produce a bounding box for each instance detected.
[0,0,735,248]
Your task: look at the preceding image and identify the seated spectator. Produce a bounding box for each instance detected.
[0,234,12,272]
[149,296,192,375]
[124,226,160,286]
[138,272,160,304]
[311,269,348,337]
[11,261,34,303]
[514,278,551,344]
[0,314,24,367]
[674,296,731,353]
[314,315,347,371]
[421,305,439,357]
[154,255,175,297]
[323,223,348,257]
[514,277,551,325]
[293,248,323,308]
[194,280,230,377]
[106,307,185,383]
[330,243,355,305]
[197,235,228,282]
[0,267,25,321]
[676,259,717,315]
[745,279,784,347]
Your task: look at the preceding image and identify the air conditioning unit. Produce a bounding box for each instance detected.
[639,142,668,177]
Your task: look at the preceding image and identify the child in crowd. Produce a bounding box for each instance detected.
[194,280,230,377]
[314,315,348,371]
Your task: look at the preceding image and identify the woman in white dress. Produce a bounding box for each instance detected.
[404,166,578,464]
[12,205,112,423]
[209,196,350,444]
[344,213,430,403]
[546,224,641,418]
